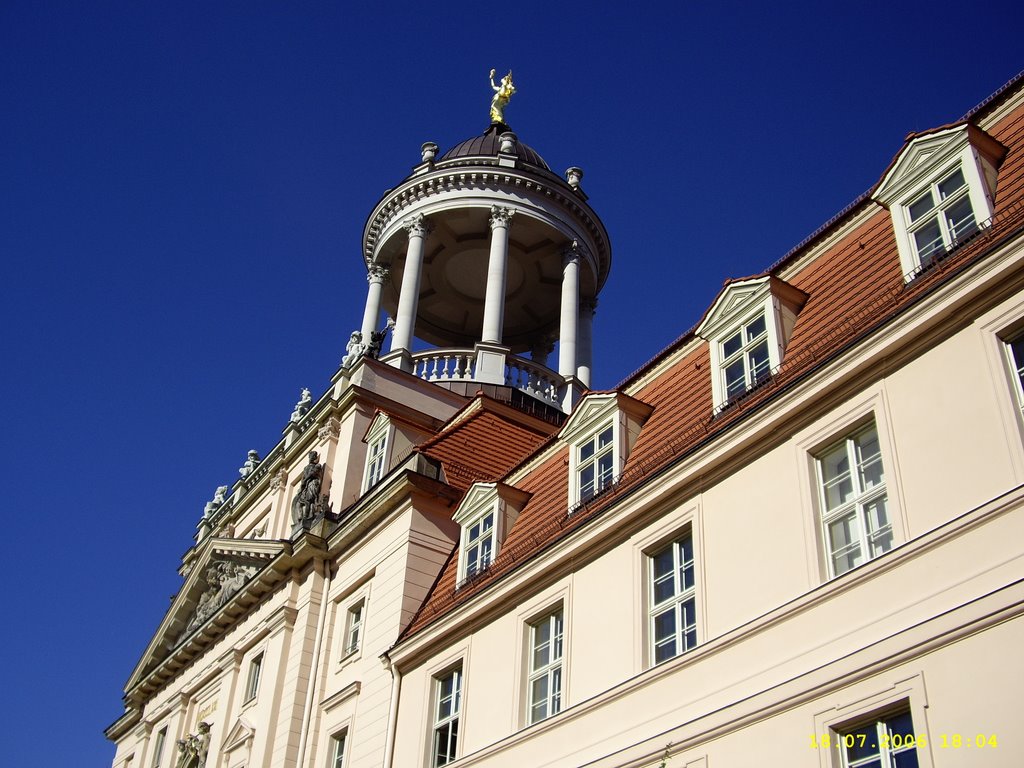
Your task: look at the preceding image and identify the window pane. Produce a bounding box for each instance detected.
[680,598,697,650]
[550,667,562,714]
[828,513,862,574]
[821,442,853,511]
[597,426,613,448]
[725,359,747,398]
[892,752,920,768]
[1011,337,1024,384]
[532,622,551,669]
[652,548,675,604]
[745,314,766,340]
[864,496,892,557]
[653,608,676,647]
[530,675,548,718]
[748,341,771,384]
[945,196,977,241]
[938,168,966,199]
[913,218,944,262]
[596,451,614,490]
[845,723,879,761]
[722,331,742,359]
[908,190,934,222]
[677,538,694,591]
[579,440,595,461]
[579,464,595,498]
[855,429,884,490]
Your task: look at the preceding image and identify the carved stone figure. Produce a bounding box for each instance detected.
[175,722,211,768]
[367,317,395,358]
[238,450,261,478]
[290,388,312,423]
[489,68,516,124]
[181,560,259,639]
[202,485,229,519]
[291,451,325,524]
[341,331,364,368]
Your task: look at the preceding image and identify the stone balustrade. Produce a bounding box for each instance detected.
[409,349,563,406]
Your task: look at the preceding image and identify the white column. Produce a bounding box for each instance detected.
[577,297,596,388]
[360,264,389,341]
[390,214,431,359]
[558,244,580,379]
[481,206,515,344]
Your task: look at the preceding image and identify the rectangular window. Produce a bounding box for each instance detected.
[527,609,564,723]
[344,600,364,656]
[244,653,263,703]
[906,166,979,270]
[648,534,697,665]
[1006,334,1024,415]
[816,423,891,577]
[464,512,494,577]
[364,432,387,490]
[328,731,347,768]
[720,313,771,401]
[150,727,167,768]
[839,709,919,768]
[578,424,615,501]
[432,667,462,767]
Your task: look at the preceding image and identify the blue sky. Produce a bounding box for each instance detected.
[1,2,1021,764]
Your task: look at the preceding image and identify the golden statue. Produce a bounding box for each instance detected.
[489,68,515,124]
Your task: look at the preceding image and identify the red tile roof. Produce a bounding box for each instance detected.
[398,76,1024,643]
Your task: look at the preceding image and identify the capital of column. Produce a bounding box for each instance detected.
[561,240,581,267]
[489,205,516,230]
[367,264,390,285]
[402,213,433,239]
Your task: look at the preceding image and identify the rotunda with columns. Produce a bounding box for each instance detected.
[351,115,611,414]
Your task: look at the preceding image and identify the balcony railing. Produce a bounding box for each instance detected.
[409,348,564,407]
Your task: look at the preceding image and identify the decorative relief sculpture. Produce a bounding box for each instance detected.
[489,68,516,124]
[268,467,289,493]
[181,561,258,639]
[175,721,211,768]
[289,388,312,423]
[317,416,342,441]
[238,450,261,479]
[291,450,332,525]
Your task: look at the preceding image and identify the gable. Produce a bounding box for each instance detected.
[124,537,286,695]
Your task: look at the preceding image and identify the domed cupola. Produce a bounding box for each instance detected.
[349,71,611,414]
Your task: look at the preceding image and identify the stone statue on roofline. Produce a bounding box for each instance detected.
[489,68,515,125]
[290,388,312,423]
[238,449,261,478]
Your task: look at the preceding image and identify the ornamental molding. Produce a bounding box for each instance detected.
[402,213,433,239]
[317,416,342,441]
[488,205,516,229]
[366,264,390,284]
[268,467,289,493]
[362,168,610,282]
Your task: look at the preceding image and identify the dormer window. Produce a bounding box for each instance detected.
[873,123,1006,280]
[453,482,530,585]
[697,276,808,413]
[464,510,495,577]
[561,392,653,510]
[577,424,614,500]
[362,413,391,492]
[721,312,771,400]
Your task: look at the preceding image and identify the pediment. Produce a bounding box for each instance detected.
[696,275,807,342]
[222,717,255,753]
[874,123,1006,206]
[452,481,530,526]
[561,391,653,444]
[125,537,285,693]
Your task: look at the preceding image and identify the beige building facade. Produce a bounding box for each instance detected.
[109,74,1024,768]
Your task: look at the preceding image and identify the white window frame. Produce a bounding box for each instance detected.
[696,275,806,413]
[526,608,564,724]
[244,652,263,704]
[815,422,891,578]
[901,165,980,270]
[835,708,919,768]
[561,392,653,511]
[453,482,529,585]
[462,509,495,578]
[328,729,347,768]
[431,666,462,767]
[647,532,698,666]
[1004,332,1024,418]
[872,123,1003,281]
[362,416,390,492]
[718,310,772,403]
[575,422,615,504]
[150,726,167,768]
[342,599,364,657]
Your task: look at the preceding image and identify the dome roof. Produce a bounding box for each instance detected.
[440,123,550,170]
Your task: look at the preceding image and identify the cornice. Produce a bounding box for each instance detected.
[361,166,611,287]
